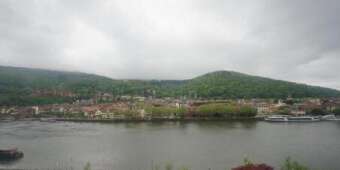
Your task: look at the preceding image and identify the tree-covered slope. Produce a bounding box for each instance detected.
[0,66,115,105]
[182,71,340,98]
[1,66,339,106]
[0,66,115,90]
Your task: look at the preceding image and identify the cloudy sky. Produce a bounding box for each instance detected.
[0,0,339,89]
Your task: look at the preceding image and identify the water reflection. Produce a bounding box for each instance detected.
[193,121,258,131]
[1,121,340,170]
[239,121,257,129]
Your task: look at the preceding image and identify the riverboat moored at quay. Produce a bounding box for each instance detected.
[321,114,340,121]
[264,115,320,122]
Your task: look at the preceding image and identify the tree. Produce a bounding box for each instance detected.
[196,103,235,117]
[277,106,290,115]
[307,108,325,115]
[196,103,256,118]
[332,107,340,115]
[239,106,257,117]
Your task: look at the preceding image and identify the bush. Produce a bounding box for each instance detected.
[281,157,309,170]
[145,105,188,118]
[232,164,273,170]
[84,162,91,170]
[307,108,325,115]
[239,106,257,117]
[332,107,340,115]
[196,103,257,118]
[196,103,235,117]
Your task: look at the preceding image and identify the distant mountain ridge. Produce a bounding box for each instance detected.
[0,65,339,106]
[184,70,340,98]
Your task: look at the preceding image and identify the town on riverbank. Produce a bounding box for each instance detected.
[1,93,340,121]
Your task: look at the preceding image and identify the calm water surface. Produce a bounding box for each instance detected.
[1,121,340,170]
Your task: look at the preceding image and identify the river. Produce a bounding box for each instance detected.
[1,121,340,170]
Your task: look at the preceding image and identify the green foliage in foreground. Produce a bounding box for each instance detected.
[281,157,309,170]
[82,157,310,170]
[84,162,91,170]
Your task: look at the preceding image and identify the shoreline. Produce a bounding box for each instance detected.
[0,117,262,123]
[56,117,261,123]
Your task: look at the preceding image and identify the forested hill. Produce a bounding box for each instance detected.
[183,71,340,98]
[1,66,340,106]
[0,66,115,105]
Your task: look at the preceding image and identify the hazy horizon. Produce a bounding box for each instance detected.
[1,0,340,89]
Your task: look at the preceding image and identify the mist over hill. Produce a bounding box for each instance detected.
[1,66,339,106]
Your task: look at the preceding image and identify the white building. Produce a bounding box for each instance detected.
[291,110,306,115]
[32,106,40,115]
[256,103,273,115]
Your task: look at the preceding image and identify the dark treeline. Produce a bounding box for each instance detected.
[1,66,340,106]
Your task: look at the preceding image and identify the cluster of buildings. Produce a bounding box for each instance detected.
[241,98,340,116]
[0,102,139,119]
[1,96,340,120]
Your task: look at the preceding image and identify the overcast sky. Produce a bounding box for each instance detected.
[1,0,340,89]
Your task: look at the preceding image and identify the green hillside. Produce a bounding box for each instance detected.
[182,71,340,98]
[0,66,115,106]
[1,66,339,106]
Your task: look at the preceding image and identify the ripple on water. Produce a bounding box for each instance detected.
[1,121,340,170]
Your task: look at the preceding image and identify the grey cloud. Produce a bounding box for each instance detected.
[0,0,340,89]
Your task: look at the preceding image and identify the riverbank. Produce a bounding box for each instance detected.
[0,115,263,123]
[55,117,261,123]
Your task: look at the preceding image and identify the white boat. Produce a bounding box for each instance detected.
[264,115,289,122]
[321,114,340,121]
[265,115,320,122]
[39,118,57,122]
[287,116,320,122]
